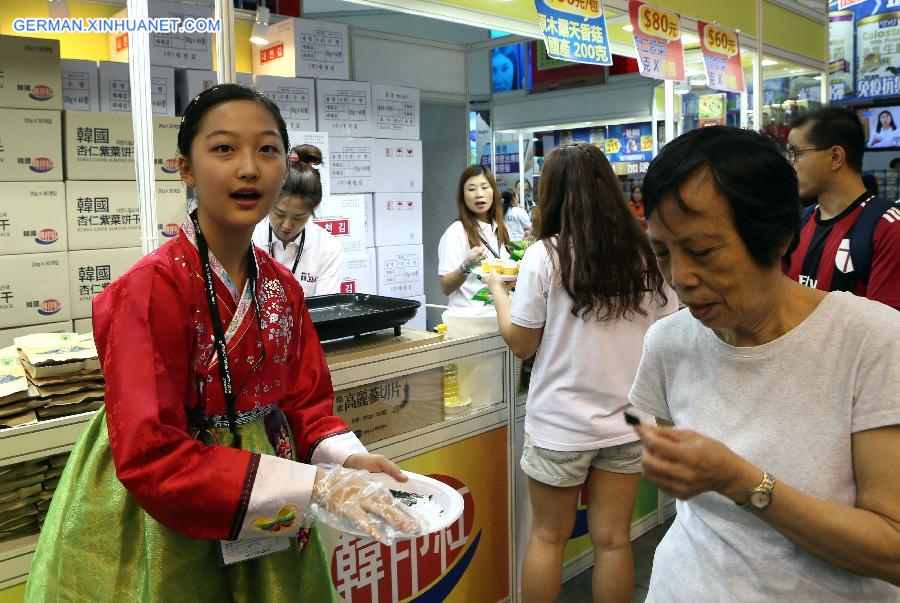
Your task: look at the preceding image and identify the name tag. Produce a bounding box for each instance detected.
[219,537,291,566]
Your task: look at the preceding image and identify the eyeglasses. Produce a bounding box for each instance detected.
[785,145,831,165]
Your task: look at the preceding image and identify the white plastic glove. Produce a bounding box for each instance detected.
[307,465,426,544]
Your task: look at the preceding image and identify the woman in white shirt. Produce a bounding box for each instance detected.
[487,142,676,603]
[502,189,532,242]
[253,145,344,298]
[438,165,510,307]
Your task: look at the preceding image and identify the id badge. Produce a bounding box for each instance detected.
[218,537,291,566]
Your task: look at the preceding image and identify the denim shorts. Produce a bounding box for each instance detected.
[520,433,643,488]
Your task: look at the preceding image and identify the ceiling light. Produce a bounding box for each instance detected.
[762,59,778,67]
[682,34,699,45]
[47,0,69,18]
[250,6,270,46]
[813,75,822,80]
[623,25,634,32]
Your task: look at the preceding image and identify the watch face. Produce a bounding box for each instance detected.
[750,491,770,508]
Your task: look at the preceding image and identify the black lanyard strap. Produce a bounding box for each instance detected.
[192,211,262,433]
[268,225,306,274]
[478,231,501,259]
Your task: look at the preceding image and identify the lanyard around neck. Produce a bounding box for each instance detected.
[191,211,263,433]
[268,225,306,275]
[478,228,501,259]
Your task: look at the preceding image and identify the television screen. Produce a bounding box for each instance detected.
[491,44,527,93]
[857,106,900,150]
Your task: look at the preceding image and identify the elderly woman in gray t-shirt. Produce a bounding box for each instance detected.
[628,126,900,601]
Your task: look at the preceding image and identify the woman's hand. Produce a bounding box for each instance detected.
[343,453,407,481]
[464,245,487,270]
[486,270,515,297]
[636,424,761,503]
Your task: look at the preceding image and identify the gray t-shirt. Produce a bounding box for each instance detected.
[629,291,900,602]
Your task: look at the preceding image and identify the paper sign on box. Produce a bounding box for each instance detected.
[316,80,373,137]
[372,84,420,140]
[61,59,99,112]
[0,35,62,111]
[99,62,175,116]
[254,75,317,132]
[0,109,62,182]
[175,69,217,115]
[154,116,182,181]
[156,182,187,245]
[0,182,67,254]
[288,131,330,197]
[68,247,142,319]
[373,192,422,247]
[376,244,424,297]
[340,251,373,295]
[315,195,366,254]
[252,18,350,80]
[65,181,141,250]
[330,137,374,194]
[373,139,423,193]
[108,0,214,70]
[0,253,71,329]
[405,295,427,330]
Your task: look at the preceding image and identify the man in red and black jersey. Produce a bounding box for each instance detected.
[783,108,900,309]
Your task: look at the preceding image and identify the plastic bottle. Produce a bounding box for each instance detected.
[435,325,459,406]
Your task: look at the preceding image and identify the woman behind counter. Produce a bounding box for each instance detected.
[253,144,344,297]
[438,165,510,307]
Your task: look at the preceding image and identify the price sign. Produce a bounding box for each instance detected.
[543,0,602,19]
[628,0,685,82]
[534,0,613,66]
[604,138,621,154]
[698,20,745,93]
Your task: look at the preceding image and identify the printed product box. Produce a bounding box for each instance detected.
[0,182,67,255]
[0,253,71,329]
[68,247,142,319]
[340,251,373,295]
[65,181,140,250]
[175,69,217,115]
[405,295,427,331]
[375,244,424,298]
[333,367,443,444]
[108,0,214,70]
[287,131,330,196]
[61,59,99,112]
[315,195,366,255]
[156,182,187,245]
[367,247,376,294]
[330,137,374,194]
[0,109,62,182]
[254,76,317,132]
[98,62,176,116]
[316,80,372,138]
[373,192,422,247]
[364,194,374,248]
[0,35,62,110]
[372,84,420,140]
[0,321,72,349]
[251,17,350,80]
[372,139,423,193]
[73,318,92,334]
[63,113,181,181]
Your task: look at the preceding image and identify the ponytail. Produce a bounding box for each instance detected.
[281,144,324,211]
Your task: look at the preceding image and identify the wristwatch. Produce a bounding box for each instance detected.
[739,472,775,513]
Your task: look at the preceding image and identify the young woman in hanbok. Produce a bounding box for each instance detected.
[25,84,420,602]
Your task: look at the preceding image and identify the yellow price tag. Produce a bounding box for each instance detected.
[640,135,653,152]
[704,24,738,57]
[605,138,621,154]
[638,4,681,42]
[543,0,602,19]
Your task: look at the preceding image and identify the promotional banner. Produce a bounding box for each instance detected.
[629,0,685,81]
[698,21,745,93]
[605,123,653,164]
[327,427,509,602]
[698,93,727,127]
[534,0,613,66]
[827,0,900,101]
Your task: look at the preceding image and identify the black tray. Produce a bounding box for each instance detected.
[306,294,422,341]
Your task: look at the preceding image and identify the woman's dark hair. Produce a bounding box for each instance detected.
[281,144,324,212]
[535,142,667,321]
[502,190,515,214]
[177,84,289,158]
[642,126,800,268]
[455,165,509,248]
[791,107,864,173]
[876,110,897,133]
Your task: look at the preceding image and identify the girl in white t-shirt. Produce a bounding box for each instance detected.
[438,165,510,307]
[253,145,344,298]
[487,142,676,603]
